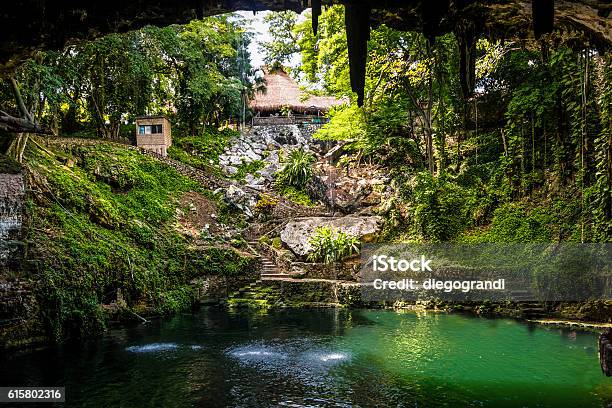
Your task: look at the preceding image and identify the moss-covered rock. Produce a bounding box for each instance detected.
[14,142,249,343]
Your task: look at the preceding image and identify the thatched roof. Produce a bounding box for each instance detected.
[249,67,347,114]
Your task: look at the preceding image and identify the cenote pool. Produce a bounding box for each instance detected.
[1,308,611,407]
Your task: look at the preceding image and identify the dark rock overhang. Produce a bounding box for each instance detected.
[1,0,611,107]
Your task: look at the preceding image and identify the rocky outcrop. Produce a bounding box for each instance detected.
[315,162,392,213]
[219,125,314,190]
[280,215,381,256]
[600,328,612,376]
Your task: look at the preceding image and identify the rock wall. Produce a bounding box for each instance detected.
[0,173,26,269]
[254,279,367,308]
[219,125,315,186]
[290,258,360,281]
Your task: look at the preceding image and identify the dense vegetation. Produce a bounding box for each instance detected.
[262,7,611,243]
[0,8,610,343]
[24,142,252,340]
[274,147,317,206]
[0,15,256,146]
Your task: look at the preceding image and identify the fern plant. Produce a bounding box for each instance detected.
[307,226,360,264]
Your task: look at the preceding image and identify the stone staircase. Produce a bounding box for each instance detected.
[506,289,549,318]
[247,241,301,280]
[226,280,284,308]
[519,302,549,318]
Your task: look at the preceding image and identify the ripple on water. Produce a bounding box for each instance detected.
[227,341,351,376]
[227,344,289,365]
[316,352,351,363]
[125,343,205,353]
[125,343,179,353]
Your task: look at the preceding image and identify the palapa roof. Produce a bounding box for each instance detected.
[249,67,347,113]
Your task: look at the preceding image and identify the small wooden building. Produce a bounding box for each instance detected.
[250,67,346,119]
[135,115,172,157]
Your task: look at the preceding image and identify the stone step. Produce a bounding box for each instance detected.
[261,273,297,280]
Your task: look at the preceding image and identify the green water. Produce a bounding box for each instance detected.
[1,308,610,407]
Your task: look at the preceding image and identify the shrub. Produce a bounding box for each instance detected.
[271,237,283,249]
[313,105,366,142]
[487,203,552,242]
[307,226,360,264]
[254,193,279,216]
[234,159,265,180]
[168,127,236,169]
[275,186,314,207]
[410,172,477,242]
[275,148,316,189]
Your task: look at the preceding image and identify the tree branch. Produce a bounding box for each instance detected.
[9,77,33,121]
[0,110,53,134]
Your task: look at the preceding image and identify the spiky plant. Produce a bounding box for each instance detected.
[276,148,316,189]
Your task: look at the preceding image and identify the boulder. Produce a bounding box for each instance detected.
[280,216,381,257]
[223,184,257,218]
[323,143,346,164]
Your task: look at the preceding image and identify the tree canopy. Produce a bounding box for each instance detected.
[0,15,256,141]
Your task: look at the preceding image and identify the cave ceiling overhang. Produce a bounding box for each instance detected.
[1,0,610,106]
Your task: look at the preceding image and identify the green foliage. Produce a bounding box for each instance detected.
[489,204,552,242]
[259,7,610,242]
[409,172,479,242]
[259,11,300,66]
[188,247,256,277]
[588,54,612,241]
[2,15,255,138]
[462,204,553,243]
[275,148,316,189]
[254,193,279,216]
[271,237,283,249]
[313,105,367,143]
[156,286,194,315]
[25,143,248,341]
[169,127,236,171]
[276,186,315,207]
[234,159,265,180]
[307,226,360,264]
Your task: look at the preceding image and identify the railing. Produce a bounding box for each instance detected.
[252,114,329,127]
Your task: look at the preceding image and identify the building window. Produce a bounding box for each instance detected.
[138,124,163,134]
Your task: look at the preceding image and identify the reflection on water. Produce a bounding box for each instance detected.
[125,343,179,353]
[125,342,205,353]
[316,352,350,362]
[1,308,611,408]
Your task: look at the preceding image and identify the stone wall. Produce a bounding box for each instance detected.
[298,123,325,140]
[290,258,360,281]
[191,262,261,304]
[0,278,44,348]
[256,279,367,307]
[0,173,25,269]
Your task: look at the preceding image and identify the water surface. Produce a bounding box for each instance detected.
[1,308,610,407]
